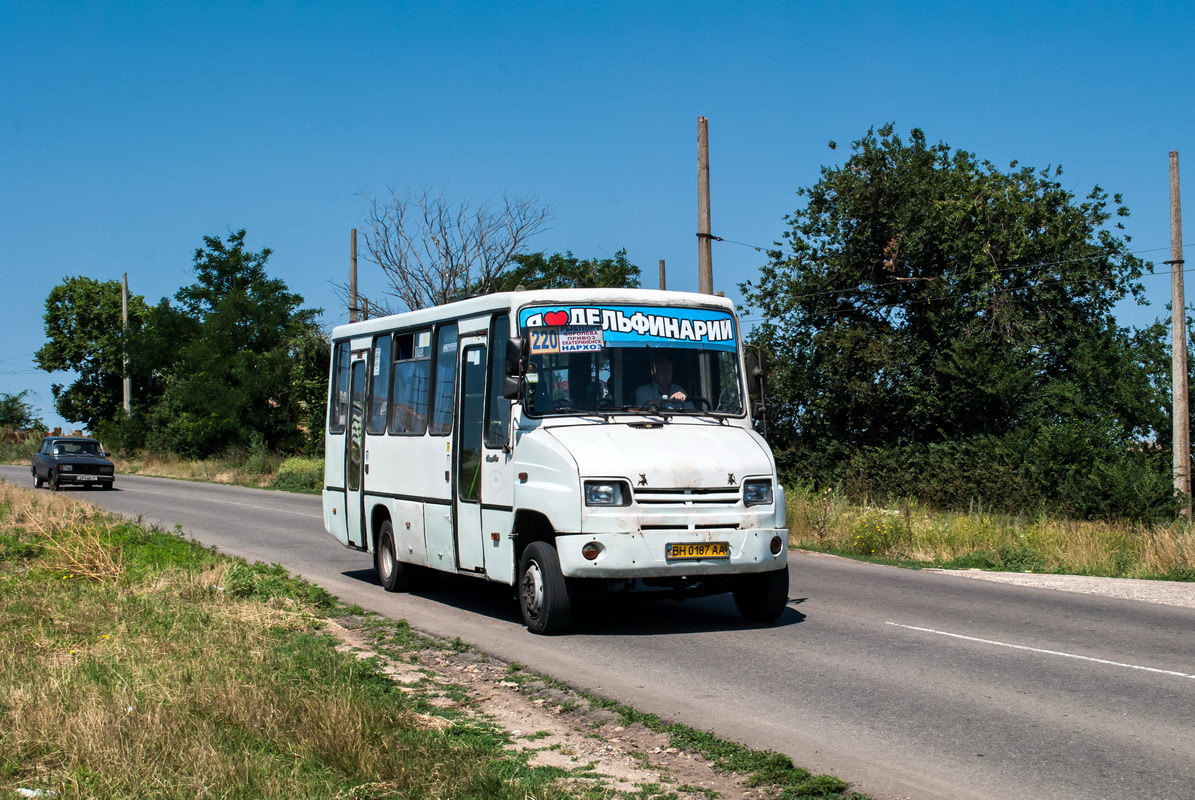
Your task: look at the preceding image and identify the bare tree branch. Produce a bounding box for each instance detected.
[359,188,552,310]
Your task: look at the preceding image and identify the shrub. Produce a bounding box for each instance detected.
[271,457,324,493]
[91,416,148,455]
[788,426,1178,523]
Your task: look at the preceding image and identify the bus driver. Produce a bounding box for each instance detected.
[635,354,693,409]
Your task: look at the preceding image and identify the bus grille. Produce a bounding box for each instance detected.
[633,486,741,505]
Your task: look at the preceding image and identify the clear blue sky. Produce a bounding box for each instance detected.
[2,0,1192,430]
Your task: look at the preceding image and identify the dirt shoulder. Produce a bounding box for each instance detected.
[797,548,1195,610]
[328,615,854,800]
[924,568,1195,609]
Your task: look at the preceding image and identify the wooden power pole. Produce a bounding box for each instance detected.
[349,228,359,323]
[121,272,131,415]
[658,259,667,290]
[697,116,713,294]
[1170,152,1191,515]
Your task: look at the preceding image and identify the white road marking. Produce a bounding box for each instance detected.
[886,622,1195,680]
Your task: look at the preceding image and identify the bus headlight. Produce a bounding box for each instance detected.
[584,481,627,506]
[743,479,773,507]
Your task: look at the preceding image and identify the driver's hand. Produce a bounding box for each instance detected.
[668,391,686,402]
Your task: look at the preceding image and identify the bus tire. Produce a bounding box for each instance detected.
[375,519,416,592]
[518,541,571,635]
[733,567,789,623]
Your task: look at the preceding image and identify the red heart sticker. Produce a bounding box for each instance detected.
[544,310,568,326]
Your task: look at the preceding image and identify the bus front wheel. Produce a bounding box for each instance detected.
[518,541,571,635]
[733,567,789,623]
[375,520,416,592]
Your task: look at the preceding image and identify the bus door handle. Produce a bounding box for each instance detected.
[444,471,450,482]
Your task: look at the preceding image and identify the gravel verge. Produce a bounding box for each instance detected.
[926,569,1195,609]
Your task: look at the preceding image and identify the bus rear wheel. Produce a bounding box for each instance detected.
[518,541,571,635]
[733,567,789,623]
[375,520,416,592]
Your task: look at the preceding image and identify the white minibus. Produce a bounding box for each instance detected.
[322,288,789,634]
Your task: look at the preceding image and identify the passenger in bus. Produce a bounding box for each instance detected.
[635,355,693,409]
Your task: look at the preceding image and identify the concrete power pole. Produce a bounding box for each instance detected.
[697,116,714,294]
[121,272,131,415]
[349,228,359,323]
[1170,151,1191,516]
[658,259,667,290]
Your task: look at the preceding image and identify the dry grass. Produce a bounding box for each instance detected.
[111,452,324,493]
[0,481,578,800]
[787,486,1195,579]
[112,451,281,487]
[0,482,123,581]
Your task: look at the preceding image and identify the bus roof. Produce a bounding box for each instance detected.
[329,288,737,341]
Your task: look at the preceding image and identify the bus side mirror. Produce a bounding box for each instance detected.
[506,336,526,377]
[745,348,767,397]
[502,375,522,400]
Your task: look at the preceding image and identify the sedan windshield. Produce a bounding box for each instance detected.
[55,440,103,456]
[517,304,743,417]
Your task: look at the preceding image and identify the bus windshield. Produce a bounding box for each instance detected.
[517,304,743,417]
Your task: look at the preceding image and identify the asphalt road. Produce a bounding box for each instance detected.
[5,465,1193,800]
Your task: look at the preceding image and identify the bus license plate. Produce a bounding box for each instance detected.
[665,542,730,560]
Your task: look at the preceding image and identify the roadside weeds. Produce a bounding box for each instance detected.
[0,479,868,800]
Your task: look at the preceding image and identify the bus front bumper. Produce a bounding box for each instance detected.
[555,529,787,579]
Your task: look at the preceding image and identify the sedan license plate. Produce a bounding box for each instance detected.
[665,541,730,560]
[77,475,97,481]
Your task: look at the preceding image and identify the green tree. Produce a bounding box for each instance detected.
[0,391,44,430]
[34,277,151,427]
[146,230,322,457]
[485,249,641,292]
[743,125,1171,519]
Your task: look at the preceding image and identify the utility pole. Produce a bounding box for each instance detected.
[1170,151,1191,516]
[697,116,713,294]
[349,228,359,323]
[120,272,131,415]
[658,259,667,291]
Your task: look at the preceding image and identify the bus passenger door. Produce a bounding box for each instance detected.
[344,354,368,550]
[454,341,487,571]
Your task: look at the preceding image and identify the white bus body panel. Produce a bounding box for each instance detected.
[322,289,788,591]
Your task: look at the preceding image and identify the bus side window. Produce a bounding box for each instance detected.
[367,334,391,435]
[329,341,350,434]
[429,324,458,435]
[486,314,511,448]
[389,330,431,435]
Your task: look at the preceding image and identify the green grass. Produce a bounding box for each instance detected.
[0,479,875,800]
[0,481,582,800]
